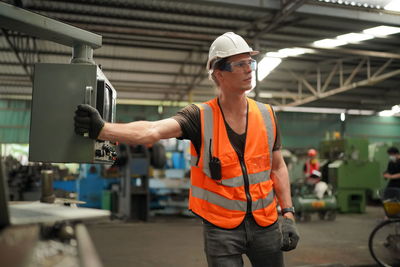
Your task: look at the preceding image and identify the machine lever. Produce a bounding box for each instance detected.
[84,86,93,105]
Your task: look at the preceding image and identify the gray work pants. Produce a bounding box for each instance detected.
[203,215,284,267]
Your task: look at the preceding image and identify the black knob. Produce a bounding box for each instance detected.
[95,149,104,157]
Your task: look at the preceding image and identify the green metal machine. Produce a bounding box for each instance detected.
[320,138,386,213]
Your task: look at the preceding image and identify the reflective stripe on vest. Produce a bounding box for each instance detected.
[191,185,275,212]
[200,103,213,178]
[255,102,276,160]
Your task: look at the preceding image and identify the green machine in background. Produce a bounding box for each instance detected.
[320,138,386,213]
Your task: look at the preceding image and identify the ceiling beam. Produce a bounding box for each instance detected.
[205,0,400,26]
[285,68,400,107]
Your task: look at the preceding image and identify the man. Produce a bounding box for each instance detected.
[75,32,299,267]
[383,146,400,200]
[304,148,320,180]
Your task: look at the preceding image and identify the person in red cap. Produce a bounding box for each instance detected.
[304,149,320,184]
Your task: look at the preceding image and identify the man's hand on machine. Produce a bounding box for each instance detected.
[74,104,105,139]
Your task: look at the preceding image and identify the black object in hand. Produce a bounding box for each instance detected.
[281,218,300,251]
[74,104,105,139]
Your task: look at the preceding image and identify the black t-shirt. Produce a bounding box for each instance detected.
[386,159,400,188]
[172,102,282,157]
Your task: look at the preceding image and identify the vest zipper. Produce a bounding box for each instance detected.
[238,153,252,214]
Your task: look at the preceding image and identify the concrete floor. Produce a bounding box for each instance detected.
[86,206,384,267]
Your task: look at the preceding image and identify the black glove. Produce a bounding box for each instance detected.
[74,104,105,139]
[281,218,299,251]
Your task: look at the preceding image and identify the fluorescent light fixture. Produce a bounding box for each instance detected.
[340,112,345,122]
[246,91,272,98]
[313,38,347,48]
[363,26,400,37]
[392,104,400,113]
[274,106,375,115]
[336,32,374,43]
[379,110,395,117]
[257,57,282,81]
[378,105,400,117]
[277,48,308,57]
[260,92,273,98]
[385,0,400,12]
[266,51,287,58]
[266,48,313,58]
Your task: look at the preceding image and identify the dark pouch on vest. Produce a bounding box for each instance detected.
[208,139,222,181]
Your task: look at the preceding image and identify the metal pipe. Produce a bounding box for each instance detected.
[71,44,95,65]
[40,170,55,204]
[0,2,101,49]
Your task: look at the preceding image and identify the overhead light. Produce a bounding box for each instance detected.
[384,0,399,11]
[313,38,347,48]
[266,51,287,58]
[278,48,309,57]
[266,47,313,58]
[259,92,273,98]
[340,112,346,122]
[363,25,400,37]
[392,104,400,113]
[246,91,272,98]
[378,104,400,117]
[379,110,395,117]
[257,57,282,81]
[336,32,374,43]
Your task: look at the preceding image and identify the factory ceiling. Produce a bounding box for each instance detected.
[0,0,399,112]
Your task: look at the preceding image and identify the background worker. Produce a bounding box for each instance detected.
[304,148,320,184]
[383,146,400,200]
[74,32,299,267]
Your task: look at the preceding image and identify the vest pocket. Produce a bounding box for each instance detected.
[246,154,269,173]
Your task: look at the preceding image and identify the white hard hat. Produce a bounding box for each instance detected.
[206,32,259,70]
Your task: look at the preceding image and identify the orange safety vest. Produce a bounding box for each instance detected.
[189,97,278,229]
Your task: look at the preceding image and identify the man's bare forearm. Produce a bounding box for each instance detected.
[97,118,182,145]
[271,151,294,219]
[98,121,159,145]
[272,166,293,208]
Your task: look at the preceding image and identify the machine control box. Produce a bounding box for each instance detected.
[29,63,117,163]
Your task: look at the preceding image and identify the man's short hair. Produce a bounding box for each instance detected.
[212,58,229,71]
[209,58,229,86]
[387,146,399,154]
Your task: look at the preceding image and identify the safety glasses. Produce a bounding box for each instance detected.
[220,59,257,72]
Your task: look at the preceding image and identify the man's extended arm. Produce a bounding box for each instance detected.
[384,172,400,179]
[99,119,182,145]
[74,104,182,144]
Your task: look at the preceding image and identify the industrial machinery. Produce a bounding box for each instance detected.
[29,64,117,163]
[320,138,385,213]
[0,3,114,266]
[109,143,166,221]
[291,174,338,222]
[1,0,118,164]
